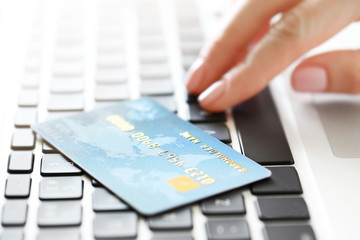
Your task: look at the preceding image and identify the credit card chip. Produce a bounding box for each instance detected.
[166,175,201,193]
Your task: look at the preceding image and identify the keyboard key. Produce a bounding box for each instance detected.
[97,53,125,68]
[11,129,36,150]
[46,111,78,121]
[139,36,164,49]
[8,151,34,173]
[14,108,37,128]
[98,29,123,39]
[94,83,129,101]
[94,212,138,239]
[52,62,83,77]
[37,229,80,240]
[54,47,83,61]
[1,229,24,240]
[39,177,83,200]
[41,154,82,176]
[205,219,250,240]
[57,24,82,36]
[97,39,124,53]
[233,88,294,165]
[98,13,123,25]
[264,225,316,240]
[150,95,177,112]
[37,201,82,227]
[57,23,82,36]
[138,23,163,36]
[2,201,28,226]
[138,8,161,20]
[27,41,42,56]
[24,58,41,72]
[47,93,84,111]
[201,191,245,215]
[5,175,31,198]
[152,236,193,240]
[96,68,127,84]
[56,34,82,47]
[138,9,161,18]
[140,79,174,96]
[42,142,58,153]
[139,49,167,63]
[98,20,121,32]
[140,63,170,79]
[251,167,302,195]
[50,77,84,93]
[92,188,128,212]
[148,208,192,230]
[22,72,40,88]
[181,41,202,55]
[188,104,226,123]
[18,89,38,107]
[257,197,310,221]
[179,28,203,42]
[195,123,231,143]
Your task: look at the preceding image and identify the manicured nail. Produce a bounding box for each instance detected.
[185,58,205,93]
[198,80,226,106]
[292,66,327,92]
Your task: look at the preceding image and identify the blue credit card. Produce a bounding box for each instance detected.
[32,98,271,215]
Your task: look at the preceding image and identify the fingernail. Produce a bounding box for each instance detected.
[198,80,226,106]
[185,58,205,92]
[292,66,327,92]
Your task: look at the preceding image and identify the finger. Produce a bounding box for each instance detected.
[292,50,360,93]
[223,24,271,72]
[185,0,301,95]
[247,24,271,51]
[198,0,360,112]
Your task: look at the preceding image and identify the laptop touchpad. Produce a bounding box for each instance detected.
[314,96,360,158]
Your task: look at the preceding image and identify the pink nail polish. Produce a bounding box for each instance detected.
[198,80,226,106]
[185,58,205,93]
[292,66,327,92]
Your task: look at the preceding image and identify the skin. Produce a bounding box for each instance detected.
[185,0,360,112]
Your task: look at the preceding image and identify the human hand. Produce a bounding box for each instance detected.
[185,0,360,112]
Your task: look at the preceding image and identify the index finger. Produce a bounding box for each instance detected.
[185,0,301,95]
[198,0,360,112]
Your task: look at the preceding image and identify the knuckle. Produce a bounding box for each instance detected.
[271,7,312,46]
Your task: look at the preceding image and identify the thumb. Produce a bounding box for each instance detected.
[292,50,360,93]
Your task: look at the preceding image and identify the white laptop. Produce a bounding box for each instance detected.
[0,0,359,239]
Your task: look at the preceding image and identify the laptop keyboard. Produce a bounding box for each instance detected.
[1,0,316,239]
